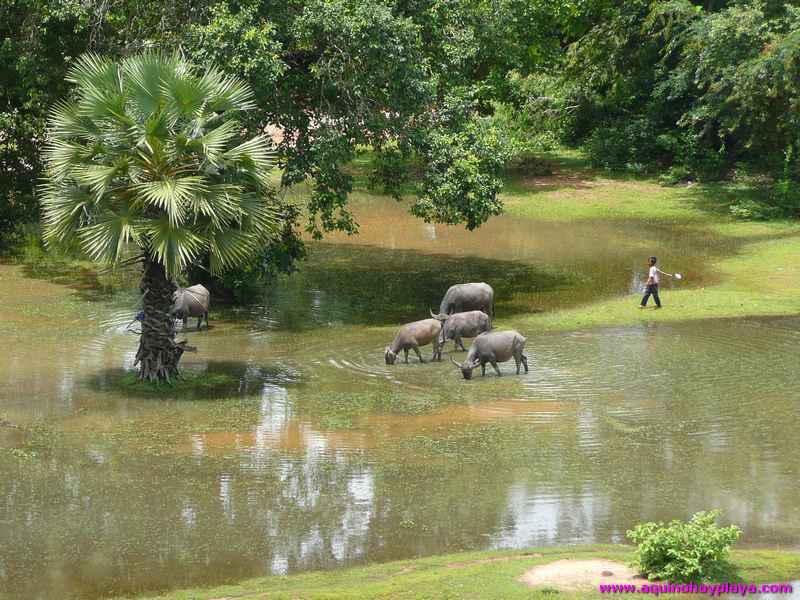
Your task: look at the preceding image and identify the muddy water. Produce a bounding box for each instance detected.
[1,200,799,599]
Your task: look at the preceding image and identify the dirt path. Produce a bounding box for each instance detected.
[519,559,649,591]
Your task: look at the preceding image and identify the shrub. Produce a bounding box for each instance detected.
[770,147,800,217]
[585,118,658,171]
[729,198,781,221]
[659,165,691,187]
[627,510,742,582]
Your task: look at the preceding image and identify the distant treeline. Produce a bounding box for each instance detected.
[2,0,798,252]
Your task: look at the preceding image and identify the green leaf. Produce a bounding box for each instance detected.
[78,205,142,263]
[134,176,209,227]
[145,216,205,277]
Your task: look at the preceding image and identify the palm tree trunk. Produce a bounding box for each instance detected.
[135,256,184,382]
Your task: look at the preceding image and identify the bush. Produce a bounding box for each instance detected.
[627,511,742,582]
[729,176,800,221]
[729,198,781,221]
[659,165,691,186]
[585,118,658,172]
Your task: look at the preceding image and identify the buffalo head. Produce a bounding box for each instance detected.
[384,347,397,365]
[450,356,480,380]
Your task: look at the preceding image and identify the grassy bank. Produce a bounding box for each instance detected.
[498,151,800,332]
[515,233,800,332]
[338,148,800,333]
[127,545,800,599]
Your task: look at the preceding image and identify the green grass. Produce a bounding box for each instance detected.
[124,545,800,600]
[499,149,779,224]
[514,232,800,332]
[493,151,800,331]
[96,369,244,399]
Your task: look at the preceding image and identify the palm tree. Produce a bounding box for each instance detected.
[40,52,279,382]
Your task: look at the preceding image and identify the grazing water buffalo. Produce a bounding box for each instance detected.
[434,282,494,320]
[385,318,443,365]
[171,284,210,330]
[450,330,527,379]
[431,309,492,351]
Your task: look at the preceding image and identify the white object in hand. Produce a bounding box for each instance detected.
[674,273,683,280]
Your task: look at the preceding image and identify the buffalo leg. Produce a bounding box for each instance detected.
[456,336,466,352]
[413,346,424,363]
[403,349,409,364]
[481,363,486,376]
[182,317,188,330]
[197,316,202,330]
[522,354,529,373]
[515,358,521,374]
[490,360,502,376]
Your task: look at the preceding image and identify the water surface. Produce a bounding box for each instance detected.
[1,199,798,599]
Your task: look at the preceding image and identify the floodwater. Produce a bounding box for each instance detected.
[1,198,799,599]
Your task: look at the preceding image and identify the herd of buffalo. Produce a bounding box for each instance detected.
[169,281,528,381]
[384,282,529,380]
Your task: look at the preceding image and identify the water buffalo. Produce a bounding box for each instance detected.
[431,309,492,351]
[171,284,210,330]
[434,282,494,320]
[385,318,443,365]
[450,330,527,379]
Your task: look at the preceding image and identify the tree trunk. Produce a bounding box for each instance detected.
[135,256,184,382]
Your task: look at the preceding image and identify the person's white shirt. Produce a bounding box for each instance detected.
[649,265,659,284]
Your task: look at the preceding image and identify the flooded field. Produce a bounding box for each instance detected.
[1,198,798,599]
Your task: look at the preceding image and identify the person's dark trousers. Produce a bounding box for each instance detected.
[641,284,661,307]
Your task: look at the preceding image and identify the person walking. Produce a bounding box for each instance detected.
[640,256,674,309]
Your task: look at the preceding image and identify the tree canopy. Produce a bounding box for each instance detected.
[3,0,798,254]
[40,51,281,276]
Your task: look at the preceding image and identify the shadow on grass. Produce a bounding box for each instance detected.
[87,361,300,400]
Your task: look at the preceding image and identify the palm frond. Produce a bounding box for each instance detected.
[200,66,257,113]
[191,119,241,165]
[207,228,259,274]
[78,205,142,263]
[49,100,100,140]
[67,54,131,124]
[42,139,92,181]
[134,176,208,227]
[237,191,279,234]
[66,54,120,94]
[188,183,243,226]
[73,164,120,199]
[145,216,205,277]
[123,51,182,119]
[39,182,92,245]
[161,69,210,118]
[223,135,276,173]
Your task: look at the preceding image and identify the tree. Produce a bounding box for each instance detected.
[6,0,523,275]
[563,0,800,184]
[184,0,514,236]
[40,52,281,382]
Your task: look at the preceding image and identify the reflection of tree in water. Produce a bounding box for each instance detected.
[249,244,573,330]
[3,392,800,598]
